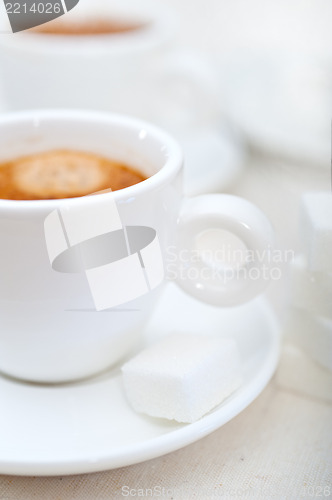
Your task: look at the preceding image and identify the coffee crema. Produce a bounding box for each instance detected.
[0,150,147,200]
[31,19,145,36]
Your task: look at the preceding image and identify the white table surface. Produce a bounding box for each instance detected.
[0,0,332,497]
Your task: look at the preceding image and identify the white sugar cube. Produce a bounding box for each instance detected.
[285,308,332,371]
[290,255,332,319]
[300,192,332,272]
[121,334,242,423]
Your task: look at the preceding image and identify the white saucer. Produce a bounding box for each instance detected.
[0,284,280,476]
[219,51,331,167]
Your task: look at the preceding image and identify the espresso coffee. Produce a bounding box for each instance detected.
[32,19,145,36]
[0,150,146,200]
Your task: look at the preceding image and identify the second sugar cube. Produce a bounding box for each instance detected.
[122,334,242,423]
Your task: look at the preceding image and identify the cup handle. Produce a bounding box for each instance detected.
[172,194,275,307]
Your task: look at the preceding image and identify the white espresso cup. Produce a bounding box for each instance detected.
[0,110,274,383]
[0,0,219,129]
[0,0,175,112]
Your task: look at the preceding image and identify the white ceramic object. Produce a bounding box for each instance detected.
[0,0,176,114]
[0,0,246,193]
[0,110,273,383]
[0,283,280,476]
[219,51,331,167]
[0,0,220,128]
[0,75,246,197]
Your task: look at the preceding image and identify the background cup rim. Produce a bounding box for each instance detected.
[0,0,177,56]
